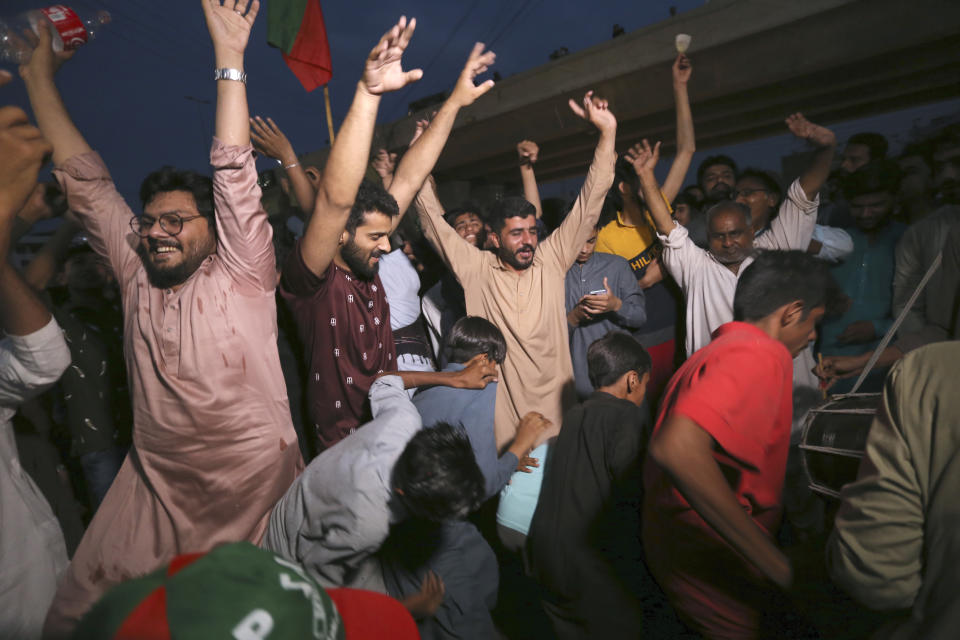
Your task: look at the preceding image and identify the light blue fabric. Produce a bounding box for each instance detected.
[497,442,550,536]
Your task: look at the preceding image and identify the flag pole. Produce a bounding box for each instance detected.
[323,85,335,144]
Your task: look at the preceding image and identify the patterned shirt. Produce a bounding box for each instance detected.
[280,244,396,451]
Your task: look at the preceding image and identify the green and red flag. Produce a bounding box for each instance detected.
[267,0,333,91]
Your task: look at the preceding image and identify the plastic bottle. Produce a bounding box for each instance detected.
[0,5,111,64]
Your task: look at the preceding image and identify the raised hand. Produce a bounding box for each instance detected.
[372,148,397,181]
[448,43,496,108]
[202,0,260,58]
[624,139,662,177]
[785,112,836,148]
[250,116,296,164]
[0,106,52,222]
[18,22,75,82]
[517,140,539,166]
[362,16,422,96]
[568,90,616,135]
[409,113,433,147]
[672,53,692,85]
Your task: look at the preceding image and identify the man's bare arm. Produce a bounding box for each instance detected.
[517,140,543,218]
[388,42,496,222]
[19,22,90,166]
[785,113,837,201]
[650,415,793,589]
[0,106,55,335]
[661,54,695,202]
[300,17,422,276]
[203,0,257,147]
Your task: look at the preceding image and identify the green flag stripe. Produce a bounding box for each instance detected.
[267,0,311,54]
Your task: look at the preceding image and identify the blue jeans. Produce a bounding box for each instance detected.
[80,445,127,508]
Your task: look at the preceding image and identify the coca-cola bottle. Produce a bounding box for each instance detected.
[0,5,111,64]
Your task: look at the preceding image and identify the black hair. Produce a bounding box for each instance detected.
[443,202,485,228]
[697,155,738,187]
[392,422,485,521]
[705,200,752,229]
[737,168,783,206]
[586,331,652,389]
[734,250,844,322]
[841,159,902,200]
[444,316,507,365]
[487,196,536,233]
[847,132,889,160]
[346,180,400,234]
[672,192,700,211]
[139,167,215,226]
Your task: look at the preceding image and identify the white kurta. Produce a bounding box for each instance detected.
[0,317,70,639]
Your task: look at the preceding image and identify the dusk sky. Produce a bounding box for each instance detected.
[2,0,958,206]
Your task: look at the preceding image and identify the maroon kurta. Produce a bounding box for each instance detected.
[44,140,303,636]
[280,245,396,451]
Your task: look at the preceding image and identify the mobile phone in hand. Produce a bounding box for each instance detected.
[588,289,607,295]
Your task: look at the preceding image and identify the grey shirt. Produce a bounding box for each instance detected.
[262,375,421,592]
[565,252,646,398]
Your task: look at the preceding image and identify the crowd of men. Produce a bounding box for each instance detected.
[2,1,959,638]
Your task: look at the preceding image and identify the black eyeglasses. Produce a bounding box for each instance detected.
[732,188,770,199]
[130,212,205,238]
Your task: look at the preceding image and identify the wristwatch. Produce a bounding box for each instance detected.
[213,68,247,84]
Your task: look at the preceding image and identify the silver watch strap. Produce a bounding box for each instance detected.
[213,68,247,84]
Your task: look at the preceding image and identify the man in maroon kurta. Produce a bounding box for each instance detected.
[23,4,302,636]
[282,21,497,451]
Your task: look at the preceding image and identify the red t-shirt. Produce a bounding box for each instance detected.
[280,241,396,452]
[642,321,793,638]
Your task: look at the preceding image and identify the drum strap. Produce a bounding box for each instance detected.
[850,251,943,394]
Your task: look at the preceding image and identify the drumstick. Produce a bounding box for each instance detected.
[817,352,827,400]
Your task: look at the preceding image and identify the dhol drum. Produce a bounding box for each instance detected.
[799,393,882,499]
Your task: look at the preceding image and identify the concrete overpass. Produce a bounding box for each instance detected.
[365,0,960,191]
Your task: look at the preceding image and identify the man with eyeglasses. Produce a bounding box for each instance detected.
[22,3,304,635]
[636,113,837,357]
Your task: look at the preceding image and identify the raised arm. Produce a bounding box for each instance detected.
[250,115,317,215]
[22,18,137,281]
[414,175,484,281]
[388,43,496,221]
[0,105,57,337]
[540,91,617,267]
[203,0,256,146]
[18,26,89,165]
[785,113,837,201]
[628,140,674,234]
[517,140,543,218]
[660,54,695,202]
[299,17,421,277]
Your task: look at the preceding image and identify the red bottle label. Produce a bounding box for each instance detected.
[40,5,88,50]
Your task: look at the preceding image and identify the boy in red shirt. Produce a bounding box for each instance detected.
[642,250,841,639]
